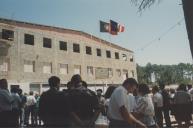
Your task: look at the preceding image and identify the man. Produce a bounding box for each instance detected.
[96,89,105,105]
[152,86,163,128]
[39,76,71,127]
[107,78,146,128]
[159,83,171,128]
[69,74,101,127]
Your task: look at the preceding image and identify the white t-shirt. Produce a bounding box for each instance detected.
[128,93,137,112]
[26,95,36,106]
[152,92,163,107]
[107,86,130,121]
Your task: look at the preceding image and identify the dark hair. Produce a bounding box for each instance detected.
[138,84,150,95]
[66,81,72,89]
[71,74,82,88]
[29,91,34,95]
[122,78,138,87]
[17,88,23,95]
[82,81,88,88]
[178,84,187,91]
[48,76,60,88]
[104,86,116,99]
[187,84,192,90]
[159,83,165,90]
[96,89,103,93]
[0,79,8,90]
[152,85,159,92]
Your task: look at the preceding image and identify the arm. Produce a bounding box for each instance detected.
[119,105,146,128]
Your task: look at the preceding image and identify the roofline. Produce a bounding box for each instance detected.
[0,17,133,53]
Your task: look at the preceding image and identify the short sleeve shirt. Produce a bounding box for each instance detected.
[152,92,163,107]
[107,86,129,121]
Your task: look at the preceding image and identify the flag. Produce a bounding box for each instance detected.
[118,24,125,32]
[110,20,118,35]
[100,21,110,32]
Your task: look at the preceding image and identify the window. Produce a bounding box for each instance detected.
[108,68,113,77]
[0,59,9,72]
[130,56,134,62]
[123,69,128,80]
[59,64,68,75]
[96,48,101,57]
[86,46,92,55]
[122,54,127,61]
[59,41,67,51]
[24,60,35,73]
[43,38,52,48]
[106,50,111,58]
[87,66,93,76]
[24,34,34,45]
[74,65,81,74]
[73,43,80,53]
[116,69,121,77]
[131,70,135,77]
[115,52,119,59]
[43,62,52,74]
[2,29,14,41]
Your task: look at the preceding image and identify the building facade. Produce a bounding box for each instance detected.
[0,18,137,93]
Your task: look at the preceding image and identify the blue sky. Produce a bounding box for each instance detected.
[0,0,192,66]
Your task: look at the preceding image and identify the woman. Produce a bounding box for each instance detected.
[135,84,157,128]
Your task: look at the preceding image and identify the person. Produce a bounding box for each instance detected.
[152,86,163,128]
[39,76,71,127]
[96,89,105,105]
[24,91,36,126]
[134,84,156,128]
[0,79,13,127]
[173,84,192,127]
[107,78,146,128]
[18,88,27,126]
[159,83,171,128]
[10,87,22,126]
[34,93,41,126]
[104,86,117,112]
[68,74,101,127]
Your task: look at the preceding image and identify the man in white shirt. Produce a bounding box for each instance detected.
[152,86,163,128]
[107,78,146,128]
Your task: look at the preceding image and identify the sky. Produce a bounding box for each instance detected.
[0,0,192,66]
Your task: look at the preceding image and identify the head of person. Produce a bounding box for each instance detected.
[178,84,187,91]
[152,85,159,94]
[82,81,88,88]
[122,78,138,93]
[48,76,60,90]
[159,83,165,90]
[170,88,175,94]
[70,74,82,88]
[67,81,73,90]
[0,79,8,90]
[11,87,18,93]
[29,91,34,96]
[187,84,192,90]
[104,86,116,99]
[96,89,103,97]
[138,84,150,96]
[17,88,23,95]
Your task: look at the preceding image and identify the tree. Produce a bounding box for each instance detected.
[133,0,193,58]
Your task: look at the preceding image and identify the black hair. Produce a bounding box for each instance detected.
[152,85,159,92]
[48,76,60,88]
[122,78,138,87]
[187,84,192,90]
[138,84,150,95]
[96,89,103,93]
[159,83,165,90]
[82,81,88,88]
[104,86,116,99]
[0,79,8,90]
[71,74,82,88]
[178,84,187,91]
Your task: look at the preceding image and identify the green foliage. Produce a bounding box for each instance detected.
[137,63,193,85]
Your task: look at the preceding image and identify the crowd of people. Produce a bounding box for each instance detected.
[0,75,192,128]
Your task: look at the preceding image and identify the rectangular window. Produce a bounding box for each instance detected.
[59,41,67,51]
[86,46,92,55]
[87,66,93,76]
[59,64,68,75]
[24,34,34,45]
[74,65,81,74]
[73,43,80,53]
[108,68,113,78]
[106,50,111,58]
[96,48,101,57]
[116,69,121,77]
[2,29,14,41]
[115,52,119,59]
[43,38,52,48]
[122,54,127,61]
[0,59,10,72]
[123,69,128,80]
[24,60,35,73]
[43,62,52,74]
[130,56,134,62]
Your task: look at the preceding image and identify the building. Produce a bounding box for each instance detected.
[0,18,137,93]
